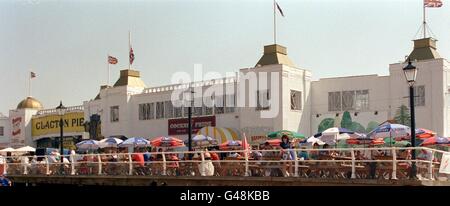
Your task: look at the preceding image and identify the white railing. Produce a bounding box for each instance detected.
[1,147,449,181]
[37,105,84,115]
[142,76,238,94]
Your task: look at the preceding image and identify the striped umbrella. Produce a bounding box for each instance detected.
[99,137,123,148]
[197,127,241,143]
[76,140,100,150]
[119,137,150,148]
[366,123,411,146]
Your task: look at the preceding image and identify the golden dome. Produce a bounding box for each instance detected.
[17,96,43,110]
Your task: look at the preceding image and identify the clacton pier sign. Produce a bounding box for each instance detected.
[32,112,85,138]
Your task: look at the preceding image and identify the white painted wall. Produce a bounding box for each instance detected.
[0,114,10,148]
[281,65,311,136]
[310,74,390,134]
[238,65,283,132]
[389,58,446,136]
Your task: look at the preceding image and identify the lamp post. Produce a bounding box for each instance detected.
[402,59,417,179]
[187,87,195,152]
[56,101,67,174]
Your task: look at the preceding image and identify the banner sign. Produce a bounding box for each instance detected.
[168,116,215,135]
[32,112,85,137]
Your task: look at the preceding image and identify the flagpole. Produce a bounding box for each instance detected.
[273,0,276,45]
[107,54,110,86]
[28,70,31,97]
[128,31,131,70]
[423,3,426,38]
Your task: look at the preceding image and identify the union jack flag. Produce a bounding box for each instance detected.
[424,0,443,7]
[129,47,135,65]
[108,56,118,64]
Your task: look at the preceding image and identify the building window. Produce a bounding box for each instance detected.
[139,103,154,120]
[184,105,190,117]
[214,95,224,114]
[164,101,174,118]
[193,98,203,116]
[342,91,355,110]
[204,97,213,115]
[156,102,165,119]
[256,90,270,110]
[328,92,341,111]
[0,126,3,136]
[329,90,369,111]
[110,106,119,122]
[139,104,144,120]
[355,90,369,111]
[414,85,425,106]
[290,90,302,110]
[148,103,154,119]
[225,94,236,113]
[174,106,183,118]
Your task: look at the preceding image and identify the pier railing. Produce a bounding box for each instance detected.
[1,147,449,181]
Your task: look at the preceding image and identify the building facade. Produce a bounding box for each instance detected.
[0,96,87,149]
[1,37,448,148]
[0,113,10,148]
[82,37,449,145]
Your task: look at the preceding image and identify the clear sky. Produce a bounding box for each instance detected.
[0,0,449,115]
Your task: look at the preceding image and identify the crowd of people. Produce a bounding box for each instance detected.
[0,135,441,179]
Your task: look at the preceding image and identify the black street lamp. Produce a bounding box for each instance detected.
[55,101,66,174]
[187,87,195,152]
[402,59,418,179]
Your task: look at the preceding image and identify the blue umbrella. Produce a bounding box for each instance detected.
[118,137,150,148]
[76,140,100,150]
[99,137,124,148]
[366,123,410,146]
[190,135,218,148]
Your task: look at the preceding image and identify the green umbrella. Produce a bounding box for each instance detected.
[393,140,411,147]
[267,130,305,140]
[383,137,411,147]
[383,137,396,147]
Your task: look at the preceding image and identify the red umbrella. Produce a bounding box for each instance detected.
[415,128,436,139]
[420,136,450,146]
[219,140,249,150]
[150,136,185,148]
[264,139,282,148]
[346,137,384,146]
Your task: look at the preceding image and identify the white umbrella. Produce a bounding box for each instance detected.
[0,147,15,152]
[76,140,100,150]
[99,137,123,148]
[119,137,150,148]
[15,146,36,152]
[306,136,326,146]
[316,128,353,145]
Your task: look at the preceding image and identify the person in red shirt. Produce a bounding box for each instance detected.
[132,151,145,175]
[210,151,220,161]
[132,153,145,167]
